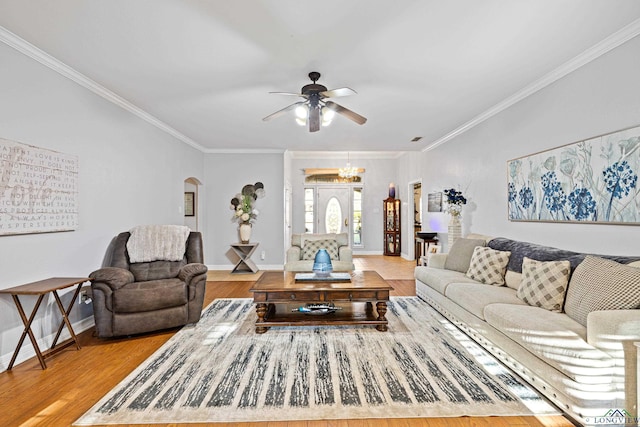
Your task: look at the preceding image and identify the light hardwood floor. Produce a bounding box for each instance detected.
[0,256,575,427]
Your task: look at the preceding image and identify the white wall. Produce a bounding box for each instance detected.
[290,155,398,254]
[0,43,205,368]
[203,153,284,269]
[399,35,640,255]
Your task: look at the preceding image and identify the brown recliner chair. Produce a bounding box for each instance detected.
[89,231,207,338]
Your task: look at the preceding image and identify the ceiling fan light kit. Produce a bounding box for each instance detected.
[263,72,367,132]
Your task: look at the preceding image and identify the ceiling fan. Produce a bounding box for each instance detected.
[262,71,367,132]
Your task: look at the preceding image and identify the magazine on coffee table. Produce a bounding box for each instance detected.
[294,272,352,282]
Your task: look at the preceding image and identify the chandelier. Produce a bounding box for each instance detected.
[338,153,359,179]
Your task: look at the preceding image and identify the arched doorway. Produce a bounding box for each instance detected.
[184,177,202,231]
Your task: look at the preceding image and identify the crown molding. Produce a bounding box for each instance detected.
[202,148,286,154]
[288,150,404,160]
[424,17,640,152]
[0,26,207,153]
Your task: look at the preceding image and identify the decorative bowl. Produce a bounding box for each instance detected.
[417,232,437,240]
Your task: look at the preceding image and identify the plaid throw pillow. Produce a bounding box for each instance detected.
[564,255,640,326]
[302,239,339,260]
[516,257,570,312]
[465,246,511,285]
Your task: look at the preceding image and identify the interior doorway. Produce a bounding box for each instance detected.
[184,177,202,231]
[408,181,422,260]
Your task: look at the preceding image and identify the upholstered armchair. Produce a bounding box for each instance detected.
[89,230,207,338]
[284,232,355,271]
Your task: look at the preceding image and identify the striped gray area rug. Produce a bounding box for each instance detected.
[74,297,558,424]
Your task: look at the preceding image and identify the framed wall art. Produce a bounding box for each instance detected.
[0,138,79,235]
[507,124,640,224]
[184,192,195,217]
[427,192,443,212]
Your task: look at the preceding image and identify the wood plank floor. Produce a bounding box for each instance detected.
[0,256,575,427]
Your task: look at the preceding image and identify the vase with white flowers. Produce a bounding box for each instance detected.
[443,188,466,249]
[230,182,265,243]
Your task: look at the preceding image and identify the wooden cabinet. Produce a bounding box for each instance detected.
[383,197,401,256]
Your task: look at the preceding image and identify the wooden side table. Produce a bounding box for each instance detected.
[415,237,439,265]
[230,243,259,273]
[0,277,89,370]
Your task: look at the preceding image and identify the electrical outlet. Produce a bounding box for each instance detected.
[79,289,92,305]
[261,250,266,260]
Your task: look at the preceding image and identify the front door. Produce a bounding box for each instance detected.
[317,187,350,240]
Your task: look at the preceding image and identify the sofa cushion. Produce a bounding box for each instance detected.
[302,239,339,260]
[113,278,187,313]
[504,270,522,290]
[484,304,616,384]
[565,255,640,327]
[414,266,481,295]
[444,283,526,320]
[516,257,570,312]
[444,238,486,273]
[465,246,510,285]
[129,259,185,282]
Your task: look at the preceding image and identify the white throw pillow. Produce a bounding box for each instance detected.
[564,255,640,326]
[516,257,570,312]
[302,239,339,260]
[465,246,511,286]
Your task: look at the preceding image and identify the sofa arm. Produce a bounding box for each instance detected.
[179,263,208,284]
[587,310,640,358]
[426,253,448,269]
[338,246,353,262]
[89,267,134,290]
[287,246,301,262]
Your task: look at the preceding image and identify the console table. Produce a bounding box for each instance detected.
[230,242,259,273]
[0,277,89,370]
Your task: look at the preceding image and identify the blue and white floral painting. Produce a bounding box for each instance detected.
[508,125,640,224]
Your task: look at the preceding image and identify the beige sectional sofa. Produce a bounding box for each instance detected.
[284,232,355,272]
[414,234,640,425]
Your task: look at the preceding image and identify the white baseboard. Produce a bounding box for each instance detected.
[207,264,284,271]
[352,250,384,255]
[1,316,95,372]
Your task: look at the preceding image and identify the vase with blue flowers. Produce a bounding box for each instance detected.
[443,188,467,249]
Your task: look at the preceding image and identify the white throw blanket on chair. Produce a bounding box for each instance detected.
[127,225,191,263]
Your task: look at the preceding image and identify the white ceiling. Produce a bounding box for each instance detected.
[1,1,640,153]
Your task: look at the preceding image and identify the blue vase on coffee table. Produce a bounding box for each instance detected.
[312,249,333,277]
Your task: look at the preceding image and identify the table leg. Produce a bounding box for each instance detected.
[8,295,47,370]
[366,301,373,312]
[255,303,268,334]
[376,301,388,332]
[50,286,82,351]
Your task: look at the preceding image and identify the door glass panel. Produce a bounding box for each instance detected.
[325,197,342,234]
[304,188,314,233]
[353,188,362,245]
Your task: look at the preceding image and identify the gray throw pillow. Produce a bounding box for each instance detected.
[564,255,640,326]
[444,238,487,273]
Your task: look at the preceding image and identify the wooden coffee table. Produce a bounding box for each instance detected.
[249,271,393,333]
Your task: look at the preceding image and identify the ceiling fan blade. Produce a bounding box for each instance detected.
[324,101,367,125]
[309,106,320,132]
[269,91,303,96]
[320,87,356,98]
[262,101,304,121]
